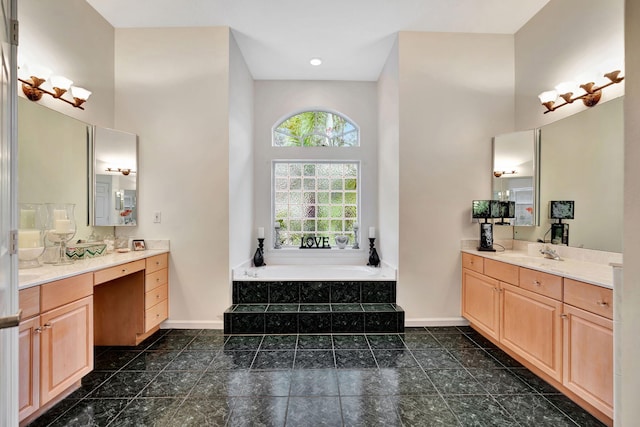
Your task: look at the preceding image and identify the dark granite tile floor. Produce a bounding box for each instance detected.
[27,327,606,427]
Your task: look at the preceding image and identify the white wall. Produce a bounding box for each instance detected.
[18,0,114,127]
[515,0,625,130]
[253,81,378,265]
[622,1,640,423]
[377,39,400,268]
[397,32,515,323]
[114,27,231,327]
[228,33,255,270]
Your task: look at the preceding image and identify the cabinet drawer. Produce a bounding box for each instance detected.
[519,268,562,300]
[146,253,169,274]
[145,283,168,310]
[94,260,145,285]
[145,268,168,292]
[19,286,40,319]
[564,278,613,319]
[41,273,93,312]
[145,299,168,332]
[462,253,484,274]
[484,259,519,285]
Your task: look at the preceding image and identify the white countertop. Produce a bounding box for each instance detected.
[462,248,614,289]
[19,249,169,290]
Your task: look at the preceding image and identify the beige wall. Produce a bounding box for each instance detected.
[114,27,232,327]
[18,0,114,127]
[397,32,515,323]
[622,0,640,423]
[515,0,624,130]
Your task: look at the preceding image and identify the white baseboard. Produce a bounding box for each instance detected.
[404,317,469,327]
[161,320,223,330]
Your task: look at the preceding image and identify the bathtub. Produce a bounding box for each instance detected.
[233,264,396,281]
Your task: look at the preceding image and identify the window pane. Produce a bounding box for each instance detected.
[273,161,358,246]
[273,111,359,147]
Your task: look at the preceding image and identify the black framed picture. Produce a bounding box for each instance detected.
[133,239,146,251]
[550,200,575,219]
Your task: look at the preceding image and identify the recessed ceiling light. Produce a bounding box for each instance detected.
[310,57,322,66]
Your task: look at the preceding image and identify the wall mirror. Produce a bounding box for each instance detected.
[492,129,540,226]
[90,126,138,226]
[18,98,93,239]
[524,97,623,252]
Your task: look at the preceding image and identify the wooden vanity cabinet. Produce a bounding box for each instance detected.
[563,278,613,419]
[18,286,40,421]
[94,254,169,346]
[461,253,614,425]
[18,273,94,423]
[499,282,563,381]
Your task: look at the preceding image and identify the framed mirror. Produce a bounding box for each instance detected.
[89,126,138,226]
[492,129,540,227]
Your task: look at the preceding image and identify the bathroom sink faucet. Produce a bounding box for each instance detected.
[540,246,562,260]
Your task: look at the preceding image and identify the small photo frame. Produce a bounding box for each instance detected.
[133,239,146,251]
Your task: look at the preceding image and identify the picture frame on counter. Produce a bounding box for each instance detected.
[133,239,146,251]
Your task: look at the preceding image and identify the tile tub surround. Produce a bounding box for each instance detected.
[28,327,605,427]
[226,281,404,334]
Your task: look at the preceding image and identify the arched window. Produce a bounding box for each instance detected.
[271,110,360,248]
[273,110,359,147]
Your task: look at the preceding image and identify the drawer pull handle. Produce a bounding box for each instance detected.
[156,278,160,282]
[156,261,160,265]
[156,314,160,318]
[560,314,568,319]
[532,280,541,286]
[156,294,160,299]
[597,301,609,307]
[122,269,127,273]
[43,322,52,329]
[35,327,43,333]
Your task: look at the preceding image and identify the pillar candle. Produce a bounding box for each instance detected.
[258,227,265,238]
[53,209,67,220]
[353,222,359,229]
[369,227,376,238]
[55,219,72,233]
[274,222,280,229]
[18,230,40,248]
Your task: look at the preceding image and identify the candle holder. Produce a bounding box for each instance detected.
[367,238,380,267]
[352,225,360,249]
[18,203,47,269]
[253,238,266,267]
[44,203,77,265]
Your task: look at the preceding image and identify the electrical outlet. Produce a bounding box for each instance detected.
[153,212,161,223]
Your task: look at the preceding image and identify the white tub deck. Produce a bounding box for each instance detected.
[233,264,396,281]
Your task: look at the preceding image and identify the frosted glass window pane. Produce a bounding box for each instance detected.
[272,161,358,247]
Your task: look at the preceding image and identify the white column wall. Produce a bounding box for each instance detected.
[114,27,231,327]
[253,81,377,265]
[397,32,515,324]
[228,33,255,270]
[621,1,640,424]
[377,39,400,269]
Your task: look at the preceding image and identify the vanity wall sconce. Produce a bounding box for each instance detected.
[18,63,91,110]
[493,170,517,178]
[538,70,624,114]
[105,168,135,176]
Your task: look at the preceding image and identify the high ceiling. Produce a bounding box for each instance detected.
[86,0,550,81]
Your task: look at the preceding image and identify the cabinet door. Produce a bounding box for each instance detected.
[40,296,94,405]
[563,304,613,418]
[462,269,500,340]
[500,283,563,381]
[19,317,40,421]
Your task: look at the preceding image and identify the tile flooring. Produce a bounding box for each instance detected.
[27,327,606,426]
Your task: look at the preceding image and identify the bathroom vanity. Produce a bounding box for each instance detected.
[461,247,614,426]
[17,249,169,425]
